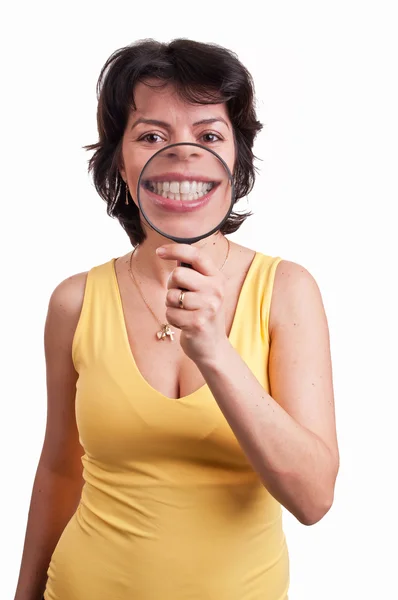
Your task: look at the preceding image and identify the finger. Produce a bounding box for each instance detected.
[165,307,204,332]
[165,289,202,310]
[167,266,206,292]
[157,243,218,277]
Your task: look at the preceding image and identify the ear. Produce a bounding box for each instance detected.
[118,148,126,183]
[119,164,126,184]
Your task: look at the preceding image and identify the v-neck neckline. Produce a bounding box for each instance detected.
[110,251,259,403]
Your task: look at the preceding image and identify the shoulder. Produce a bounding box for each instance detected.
[46,270,89,340]
[48,271,89,316]
[273,259,320,297]
[269,259,325,336]
[46,256,117,330]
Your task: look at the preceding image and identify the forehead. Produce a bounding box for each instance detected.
[129,80,230,123]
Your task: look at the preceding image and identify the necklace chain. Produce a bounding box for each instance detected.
[127,237,231,337]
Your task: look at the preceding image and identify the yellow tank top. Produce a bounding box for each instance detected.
[44,251,290,600]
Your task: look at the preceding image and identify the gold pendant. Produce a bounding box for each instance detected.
[156,324,175,341]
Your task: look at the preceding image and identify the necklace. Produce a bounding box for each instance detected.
[128,237,231,342]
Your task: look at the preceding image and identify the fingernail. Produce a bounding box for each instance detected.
[156,247,166,256]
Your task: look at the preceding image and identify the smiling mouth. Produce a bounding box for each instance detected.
[143,179,218,201]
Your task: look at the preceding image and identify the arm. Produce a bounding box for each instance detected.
[195,260,339,525]
[14,272,87,600]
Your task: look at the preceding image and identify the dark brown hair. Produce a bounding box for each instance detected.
[85,38,263,246]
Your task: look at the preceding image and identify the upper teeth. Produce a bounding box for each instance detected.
[149,180,214,196]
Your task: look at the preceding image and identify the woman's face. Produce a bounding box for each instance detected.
[120,81,236,239]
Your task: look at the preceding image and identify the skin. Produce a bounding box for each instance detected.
[120,80,235,205]
[120,83,339,525]
[14,81,339,600]
[121,84,233,240]
[158,242,339,525]
[120,80,236,254]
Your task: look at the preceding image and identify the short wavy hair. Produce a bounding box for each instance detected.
[85,38,263,246]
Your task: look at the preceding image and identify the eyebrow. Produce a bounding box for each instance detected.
[130,117,230,130]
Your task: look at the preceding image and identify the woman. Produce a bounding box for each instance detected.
[14,39,339,600]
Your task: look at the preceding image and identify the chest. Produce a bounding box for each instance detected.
[116,265,250,400]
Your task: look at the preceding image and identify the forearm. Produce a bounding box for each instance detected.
[197,341,336,525]
[14,464,83,600]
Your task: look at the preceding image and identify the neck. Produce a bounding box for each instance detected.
[131,231,229,287]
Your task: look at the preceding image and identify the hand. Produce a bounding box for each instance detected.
[156,243,229,364]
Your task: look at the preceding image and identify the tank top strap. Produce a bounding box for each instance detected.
[72,259,118,372]
[256,252,283,343]
[228,253,282,383]
[234,252,282,341]
[71,253,283,372]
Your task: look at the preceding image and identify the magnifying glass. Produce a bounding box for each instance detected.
[136,142,235,268]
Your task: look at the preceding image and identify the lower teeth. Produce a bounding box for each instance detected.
[161,192,206,201]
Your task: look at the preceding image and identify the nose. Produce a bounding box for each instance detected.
[163,143,204,162]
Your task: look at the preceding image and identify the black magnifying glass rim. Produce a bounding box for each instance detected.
[136,142,236,244]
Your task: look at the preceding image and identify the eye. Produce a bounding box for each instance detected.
[201,132,223,143]
[139,133,165,143]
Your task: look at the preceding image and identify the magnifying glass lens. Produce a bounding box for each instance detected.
[137,143,234,244]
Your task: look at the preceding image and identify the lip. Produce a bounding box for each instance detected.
[140,181,220,213]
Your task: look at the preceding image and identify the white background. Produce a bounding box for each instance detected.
[1,1,397,598]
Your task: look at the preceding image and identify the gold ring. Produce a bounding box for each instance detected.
[178,290,186,309]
